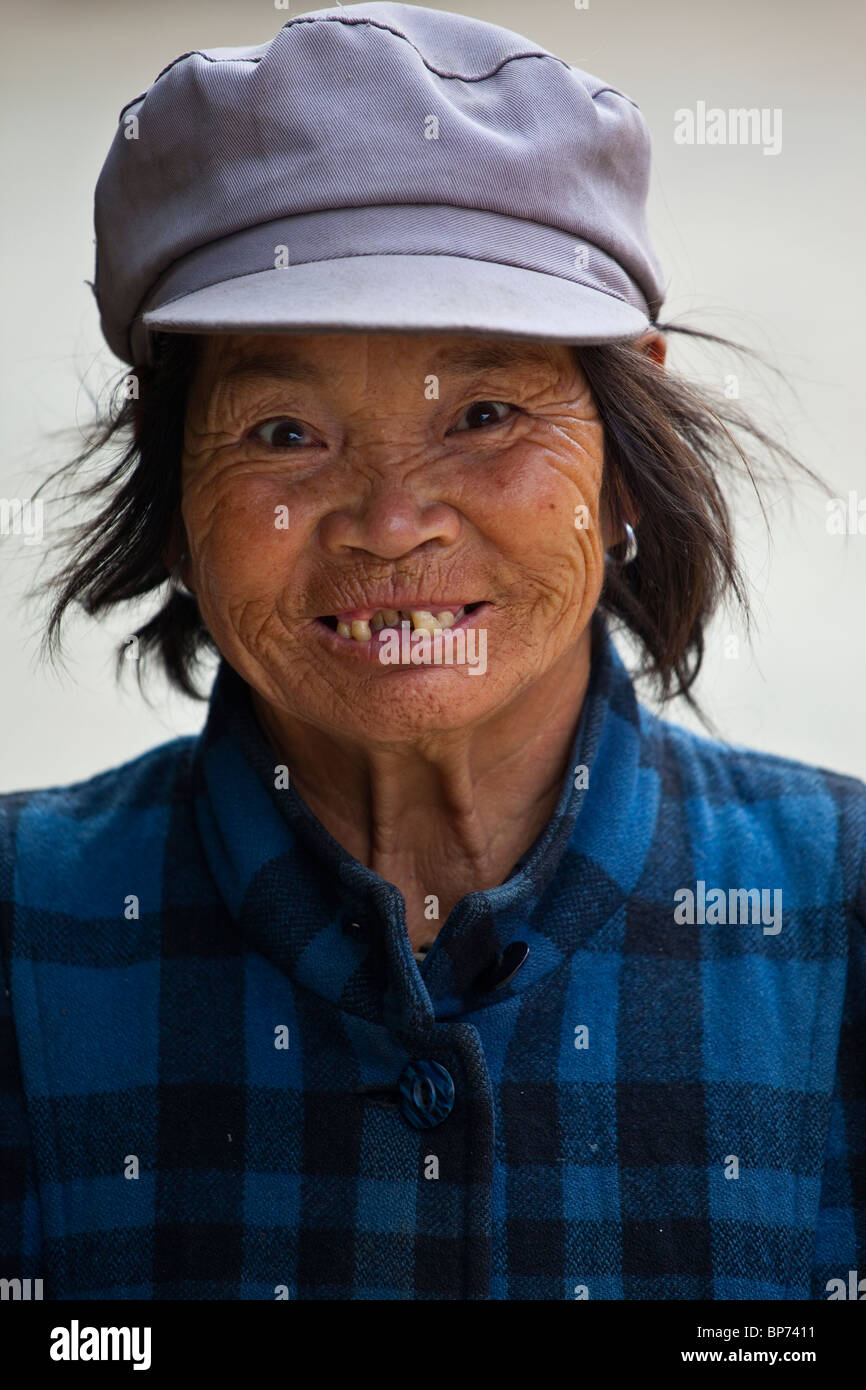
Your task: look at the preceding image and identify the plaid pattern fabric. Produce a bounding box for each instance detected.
[1,612,864,1300]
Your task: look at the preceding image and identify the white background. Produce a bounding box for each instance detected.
[1,0,864,790]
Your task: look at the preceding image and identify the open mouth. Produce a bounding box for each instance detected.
[317,603,486,644]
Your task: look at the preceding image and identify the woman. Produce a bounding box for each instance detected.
[1,2,863,1302]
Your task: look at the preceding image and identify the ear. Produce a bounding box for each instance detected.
[635,329,666,369]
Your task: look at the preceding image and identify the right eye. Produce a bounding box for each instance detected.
[250,417,313,448]
[451,400,515,433]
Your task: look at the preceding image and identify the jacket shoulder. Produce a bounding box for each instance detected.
[0,733,197,818]
[639,704,866,914]
[0,737,199,911]
[643,703,866,798]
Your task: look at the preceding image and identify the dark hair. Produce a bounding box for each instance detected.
[33,324,825,718]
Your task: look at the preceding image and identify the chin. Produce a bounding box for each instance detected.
[310,667,512,741]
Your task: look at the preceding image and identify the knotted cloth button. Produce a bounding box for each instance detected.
[397,1060,455,1129]
[474,940,530,992]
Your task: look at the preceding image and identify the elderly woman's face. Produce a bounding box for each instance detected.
[180,331,609,739]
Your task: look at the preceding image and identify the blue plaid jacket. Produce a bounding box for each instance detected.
[1,614,865,1300]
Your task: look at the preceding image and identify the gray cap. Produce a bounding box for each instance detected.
[93,1,667,366]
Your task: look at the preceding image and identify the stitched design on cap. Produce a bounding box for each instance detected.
[282,14,570,83]
[118,13,639,121]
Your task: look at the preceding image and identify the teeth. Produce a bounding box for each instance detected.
[409,610,441,632]
[333,606,470,642]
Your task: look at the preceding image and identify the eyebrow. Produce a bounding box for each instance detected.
[215,349,326,388]
[213,339,555,389]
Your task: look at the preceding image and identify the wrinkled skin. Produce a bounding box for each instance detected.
[175,330,665,949]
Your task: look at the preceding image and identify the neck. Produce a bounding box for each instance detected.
[251,625,593,949]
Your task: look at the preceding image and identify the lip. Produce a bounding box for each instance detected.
[309,602,491,665]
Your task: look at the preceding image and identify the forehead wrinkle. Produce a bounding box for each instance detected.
[205,334,564,385]
[188,335,581,440]
[201,337,400,410]
[211,348,326,389]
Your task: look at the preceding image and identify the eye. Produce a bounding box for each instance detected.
[452,400,515,432]
[250,417,314,448]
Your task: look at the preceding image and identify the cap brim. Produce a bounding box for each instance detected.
[138,254,650,360]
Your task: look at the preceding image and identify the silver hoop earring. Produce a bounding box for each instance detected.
[605,523,638,567]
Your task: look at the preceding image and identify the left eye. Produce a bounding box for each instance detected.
[452,400,515,432]
[251,417,312,448]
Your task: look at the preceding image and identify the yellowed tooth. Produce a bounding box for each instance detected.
[409,610,441,632]
[337,621,352,639]
[436,610,456,628]
[351,619,372,642]
[371,611,386,631]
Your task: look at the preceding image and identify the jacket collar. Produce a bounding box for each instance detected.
[191,611,660,1031]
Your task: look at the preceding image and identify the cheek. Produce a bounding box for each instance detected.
[471,424,605,570]
[182,474,307,601]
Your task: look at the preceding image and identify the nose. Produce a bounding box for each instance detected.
[319,484,462,560]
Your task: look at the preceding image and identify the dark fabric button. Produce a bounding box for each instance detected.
[397,1060,455,1129]
[474,940,530,992]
